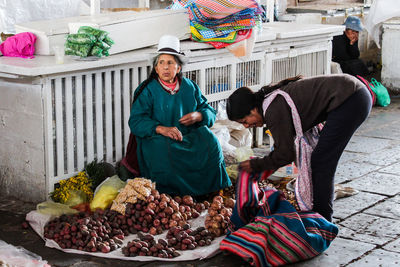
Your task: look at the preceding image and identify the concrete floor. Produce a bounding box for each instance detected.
[1,96,400,267]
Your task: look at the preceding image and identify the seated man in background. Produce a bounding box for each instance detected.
[332,16,369,76]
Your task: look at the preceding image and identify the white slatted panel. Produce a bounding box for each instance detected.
[114,70,122,161]
[65,77,74,173]
[54,78,64,176]
[85,74,94,163]
[75,76,84,171]
[104,71,113,162]
[122,68,132,151]
[46,63,150,190]
[95,72,104,162]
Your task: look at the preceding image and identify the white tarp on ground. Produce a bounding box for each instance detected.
[26,210,223,262]
[365,0,400,48]
[0,0,87,33]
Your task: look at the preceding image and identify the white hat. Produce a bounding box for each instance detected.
[157,35,185,57]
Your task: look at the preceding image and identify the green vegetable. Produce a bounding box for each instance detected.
[95,40,111,51]
[89,45,103,57]
[66,33,96,45]
[103,35,115,46]
[78,26,108,41]
[64,41,92,57]
[102,50,109,57]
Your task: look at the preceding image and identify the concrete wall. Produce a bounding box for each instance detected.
[0,79,47,202]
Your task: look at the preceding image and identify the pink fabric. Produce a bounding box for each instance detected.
[0,32,36,59]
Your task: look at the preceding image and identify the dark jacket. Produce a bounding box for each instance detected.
[250,74,365,172]
[332,33,360,63]
[332,33,368,76]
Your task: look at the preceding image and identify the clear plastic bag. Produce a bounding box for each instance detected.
[0,240,50,267]
[90,175,126,211]
[36,201,78,217]
[64,189,88,207]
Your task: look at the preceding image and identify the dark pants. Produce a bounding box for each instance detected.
[311,86,372,221]
[340,59,369,77]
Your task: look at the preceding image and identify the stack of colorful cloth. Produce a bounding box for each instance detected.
[169,0,264,49]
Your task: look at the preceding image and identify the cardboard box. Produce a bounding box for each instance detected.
[15,9,190,56]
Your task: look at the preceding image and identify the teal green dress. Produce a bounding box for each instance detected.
[129,77,231,196]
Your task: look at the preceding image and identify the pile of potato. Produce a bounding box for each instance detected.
[43,209,125,252]
[43,179,228,255]
[204,196,235,237]
[121,224,214,258]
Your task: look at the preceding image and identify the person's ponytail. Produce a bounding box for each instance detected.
[256,75,303,100]
[132,69,158,105]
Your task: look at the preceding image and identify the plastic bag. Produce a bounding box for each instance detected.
[226,164,239,182]
[229,128,252,148]
[64,189,87,207]
[66,33,96,45]
[95,40,111,51]
[370,78,390,107]
[64,41,91,57]
[78,26,108,41]
[36,201,78,217]
[364,0,400,48]
[90,175,126,211]
[103,35,115,46]
[234,146,254,162]
[89,45,103,57]
[0,240,50,267]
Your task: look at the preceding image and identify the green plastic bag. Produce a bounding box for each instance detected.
[78,26,108,41]
[103,35,115,46]
[66,33,96,45]
[89,45,103,57]
[95,40,111,51]
[371,78,390,107]
[64,41,92,57]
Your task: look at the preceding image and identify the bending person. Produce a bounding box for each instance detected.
[124,35,231,197]
[226,74,372,221]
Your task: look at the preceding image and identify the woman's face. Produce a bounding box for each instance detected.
[155,54,181,83]
[237,108,264,128]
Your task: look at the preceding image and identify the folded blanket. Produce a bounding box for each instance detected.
[220,170,339,267]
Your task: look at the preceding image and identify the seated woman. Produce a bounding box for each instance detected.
[121,35,231,197]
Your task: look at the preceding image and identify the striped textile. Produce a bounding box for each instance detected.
[220,170,338,267]
[170,0,262,45]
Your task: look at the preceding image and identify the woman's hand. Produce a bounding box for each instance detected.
[179,112,202,126]
[239,160,253,173]
[156,125,183,141]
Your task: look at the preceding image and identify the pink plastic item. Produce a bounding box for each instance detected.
[0,32,37,59]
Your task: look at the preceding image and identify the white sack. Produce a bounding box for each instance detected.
[365,0,400,48]
[0,0,86,33]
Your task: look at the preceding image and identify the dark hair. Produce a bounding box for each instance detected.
[226,75,302,121]
[132,54,184,104]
